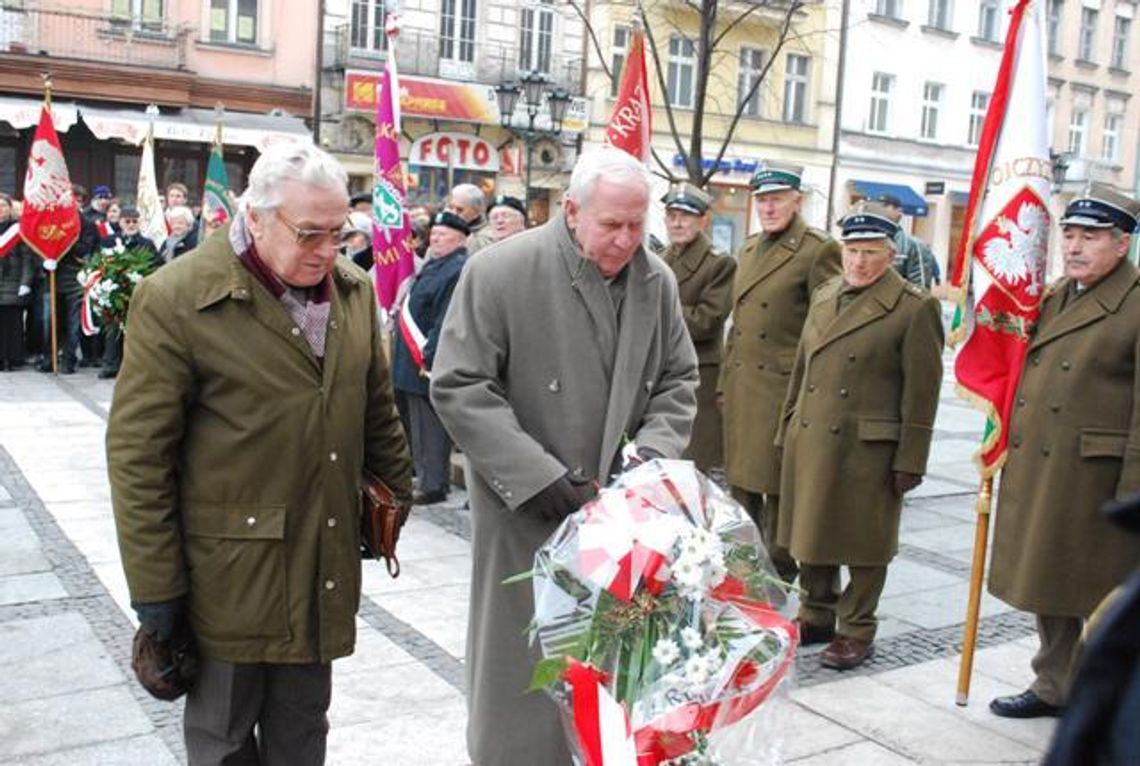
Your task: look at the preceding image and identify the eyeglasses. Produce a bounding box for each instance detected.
[274,209,347,248]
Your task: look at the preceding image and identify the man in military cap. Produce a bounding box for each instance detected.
[661,182,735,472]
[878,194,939,290]
[720,160,841,582]
[988,182,1140,718]
[487,194,527,243]
[349,191,373,215]
[777,202,943,670]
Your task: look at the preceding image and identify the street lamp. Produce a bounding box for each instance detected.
[495,71,572,210]
[1050,149,1071,193]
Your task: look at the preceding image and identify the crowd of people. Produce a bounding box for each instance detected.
[2,136,1131,764]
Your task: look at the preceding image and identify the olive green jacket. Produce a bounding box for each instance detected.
[107,226,412,664]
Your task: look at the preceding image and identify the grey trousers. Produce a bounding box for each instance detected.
[184,657,332,766]
[799,564,889,642]
[731,487,799,584]
[406,391,452,495]
[1029,614,1082,706]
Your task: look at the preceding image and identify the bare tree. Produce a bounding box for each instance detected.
[567,0,806,187]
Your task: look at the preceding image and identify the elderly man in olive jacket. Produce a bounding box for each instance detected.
[988,184,1140,720]
[777,203,943,670]
[431,146,698,766]
[660,182,736,472]
[107,144,412,764]
[720,162,841,582]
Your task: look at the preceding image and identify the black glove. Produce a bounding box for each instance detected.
[519,474,597,521]
[130,600,198,701]
[893,471,923,496]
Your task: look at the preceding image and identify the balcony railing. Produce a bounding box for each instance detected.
[0,4,189,70]
[325,24,582,93]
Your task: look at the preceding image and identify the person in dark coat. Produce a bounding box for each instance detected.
[0,195,34,370]
[989,183,1140,719]
[777,202,943,670]
[392,210,469,505]
[96,206,159,379]
[660,182,735,472]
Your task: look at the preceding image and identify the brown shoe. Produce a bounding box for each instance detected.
[794,618,836,646]
[820,635,873,670]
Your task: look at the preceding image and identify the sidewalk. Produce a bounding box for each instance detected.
[0,354,1055,765]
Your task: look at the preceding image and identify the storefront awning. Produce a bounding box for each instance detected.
[0,95,79,132]
[77,105,311,151]
[849,180,929,217]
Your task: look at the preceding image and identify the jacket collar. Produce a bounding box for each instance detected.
[1032,259,1140,350]
[809,268,906,352]
[737,214,808,299]
[665,232,712,281]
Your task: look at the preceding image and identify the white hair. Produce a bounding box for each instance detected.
[449,183,486,215]
[241,143,348,211]
[565,146,650,208]
[165,205,195,226]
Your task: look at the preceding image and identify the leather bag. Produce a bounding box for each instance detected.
[361,471,407,577]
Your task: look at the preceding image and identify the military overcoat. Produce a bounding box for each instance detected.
[430,216,698,766]
[721,214,841,493]
[777,270,943,565]
[990,261,1140,617]
[662,231,736,470]
[107,227,413,665]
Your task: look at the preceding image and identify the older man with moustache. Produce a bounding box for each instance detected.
[988,183,1140,719]
[777,202,943,670]
[431,146,698,765]
[486,194,528,243]
[720,161,842,584]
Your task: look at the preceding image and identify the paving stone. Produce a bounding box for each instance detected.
[788,739,919,765]
[877,581,1013,631]
[325,698,469,766]
[14,734,179,766]
[0,571,68,606]
[879,558,964,599]
[0,685,154,760]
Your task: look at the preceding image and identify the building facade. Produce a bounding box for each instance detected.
[581,0,837,254]
[318,0,587,224]
[0,0,316,203]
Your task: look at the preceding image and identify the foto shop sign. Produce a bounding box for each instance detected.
[410,133,500,172]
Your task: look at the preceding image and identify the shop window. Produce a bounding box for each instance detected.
[210,0,258,46]
[519,0,554,74]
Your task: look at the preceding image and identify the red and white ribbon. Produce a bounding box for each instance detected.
[79,269,104,336]
[0,222,20,258]
[397,294,428,370]
[577,490,679,601]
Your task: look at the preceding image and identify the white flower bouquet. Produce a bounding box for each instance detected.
[78,239,156,331]
[525,459,800,765]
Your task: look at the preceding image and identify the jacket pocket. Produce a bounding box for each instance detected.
[858,417,901,442]
[184,504,290,640]
[1079,429,1129,459]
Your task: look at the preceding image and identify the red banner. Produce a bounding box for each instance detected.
[20,105,80,262]
[604,28,652,163]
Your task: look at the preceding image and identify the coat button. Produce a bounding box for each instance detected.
[839,388,849,398]
[1041,446,1051,456]
[1031,355,1040,365]
[548,379,561,393]
[757,363,765,370]
[246,516,256,526]
[327,518,337,528]
[1017,397,1026,407]
[324,580,336,591]
[1012,436,1022,448]
[329,320,338,330]
[234,289,249,299]
[829,425,839,434]
[1050,403,1061,413]
[760,301,769,309]
[759,331,767,339]
[291,327,301,336]
[801,420,810,428]
[807,384,816,393]
[1060,361,1071,370]
[329,451,338,462]
[848,353,856,362]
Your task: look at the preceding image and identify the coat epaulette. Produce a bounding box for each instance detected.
[903,282,924,298]
[1042,278,1068,298]
[804,226,832,243]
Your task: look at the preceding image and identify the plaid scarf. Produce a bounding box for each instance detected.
[230,214,332,359]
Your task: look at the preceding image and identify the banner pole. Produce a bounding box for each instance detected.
[956,476,993,705]
[49,271,58,374]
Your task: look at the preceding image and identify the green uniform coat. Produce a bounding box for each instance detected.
[662,231,736,470]
[777,270,943,565]
[721,214,841,493]
[990,261,1140,617]
[107,227,413,665]
[430,215,698,766]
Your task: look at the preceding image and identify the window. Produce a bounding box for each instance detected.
[977,0,999,41]
[921,82,943,140]
[111,0,164,31]
[439,0,476,62]
[968,91,989,145]
[1068,109,1087,155]
[783,54,809,122]
[876,0,902,19]
[519,0,554,74]
[350,0,386,52]
[1103,112,1122,162]
[928,0,952,30]
[868,72,894,133]
[1078,7,1098,61]
[209,0,257,45]
[738,47,765,117]
[1112,15,1131,69]
[1047,0,1062,55]
[667,36,696,108]
[610,25,629,97]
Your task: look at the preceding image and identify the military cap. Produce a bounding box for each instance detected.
[839,201,900,241]
[118,205,141,219]
[349,191,373,208]
[432,210,471,236]
[1060,182,1140,233]
[661,182,712,216]
[92,185,113,199]
[489,194,526,217]
[750,161,803,195]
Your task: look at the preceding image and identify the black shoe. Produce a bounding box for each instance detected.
[97,369,118,379]
[412,489,448,505]
[59,363,76,375]
[989,690,1063,719]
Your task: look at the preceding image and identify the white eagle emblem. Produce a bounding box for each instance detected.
[981,200,1048,297]
[24,139,75,211]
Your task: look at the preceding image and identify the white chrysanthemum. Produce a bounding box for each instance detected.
[652,638,680,667]
[680,626,703,650]
[673,558,703,588]
[127,271,142,284]
[683,655,709,686]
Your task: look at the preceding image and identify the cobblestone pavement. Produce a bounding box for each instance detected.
[0,351,1058,764]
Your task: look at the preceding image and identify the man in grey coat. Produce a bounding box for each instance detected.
[431,146,699,765]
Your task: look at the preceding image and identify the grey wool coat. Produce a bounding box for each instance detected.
[777,269,944,565]
[720,214,842,494]
[430,215,699,766]
[990,260,1140,617]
